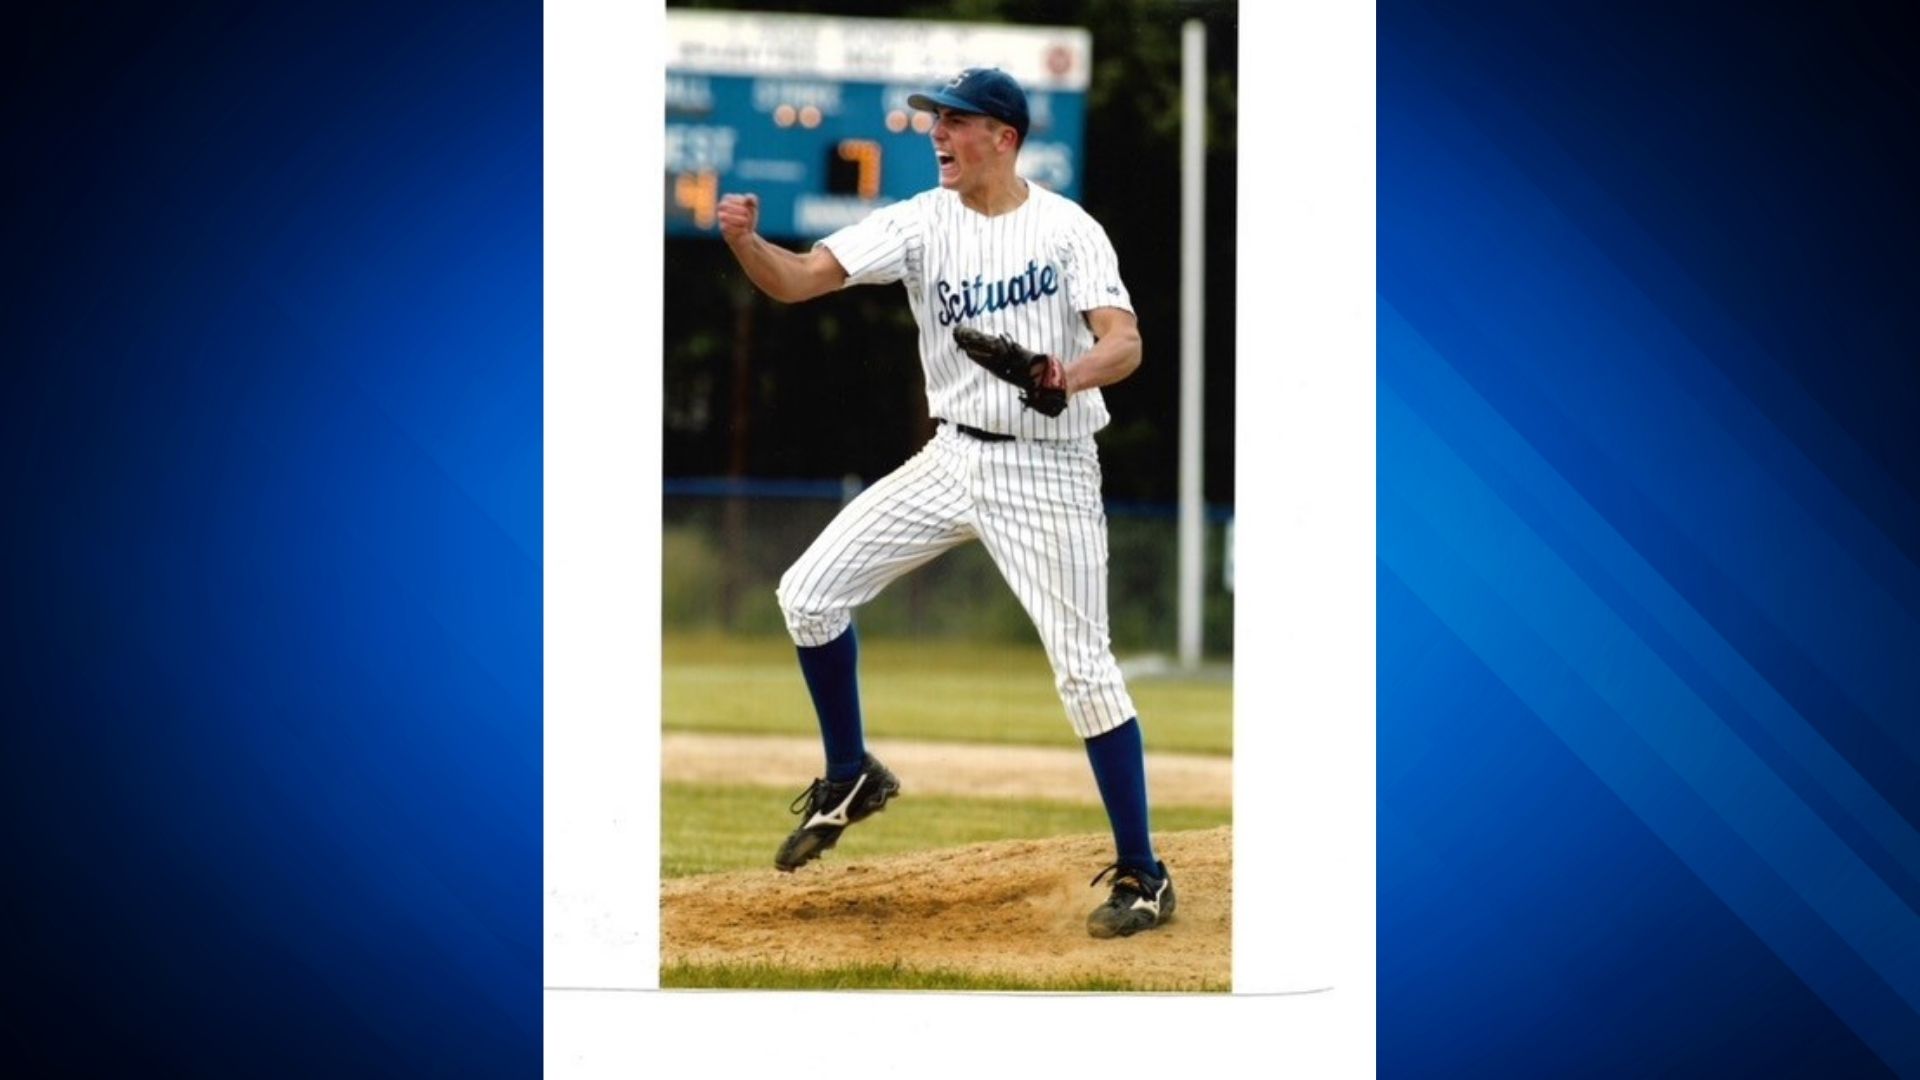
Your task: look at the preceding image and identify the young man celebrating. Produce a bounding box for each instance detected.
[714,67,1173,938]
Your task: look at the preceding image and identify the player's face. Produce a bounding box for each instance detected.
[931,108,1010,191]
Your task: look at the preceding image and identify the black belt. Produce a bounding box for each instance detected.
[937,418,1015,443]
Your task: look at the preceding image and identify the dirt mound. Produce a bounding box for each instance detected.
[661,826,1231,991]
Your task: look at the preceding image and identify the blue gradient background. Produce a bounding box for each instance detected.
[1381,2,1920,1075]
[11,0,1920,1072]
[5,4,538,1073]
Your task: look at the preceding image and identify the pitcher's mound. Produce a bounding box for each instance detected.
[662,826,1231,991]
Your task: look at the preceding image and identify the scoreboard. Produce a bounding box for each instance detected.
[666,12,1092,241]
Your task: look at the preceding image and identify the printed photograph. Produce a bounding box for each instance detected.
[659,0,1238,992]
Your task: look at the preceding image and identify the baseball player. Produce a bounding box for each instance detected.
[715,67,1172,939]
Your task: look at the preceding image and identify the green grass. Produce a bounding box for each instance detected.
[662,632,1232,755]
[663,781,1232,878]
[661,961,1227,993]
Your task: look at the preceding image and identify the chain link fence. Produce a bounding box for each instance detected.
[664,481,1233,659]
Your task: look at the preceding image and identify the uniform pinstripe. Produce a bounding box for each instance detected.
[775,184,1139,738]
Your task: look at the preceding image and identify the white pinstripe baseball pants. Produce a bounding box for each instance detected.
[776,426,1138,739]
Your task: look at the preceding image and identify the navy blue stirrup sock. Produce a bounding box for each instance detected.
[796,626,866,782]
[1085,718,1160,874]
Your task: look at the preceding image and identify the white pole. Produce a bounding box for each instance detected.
[1177,20,1207,669]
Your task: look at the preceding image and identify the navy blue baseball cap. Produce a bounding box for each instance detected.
[907,67,1030,143]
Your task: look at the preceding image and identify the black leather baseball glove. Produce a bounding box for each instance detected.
[952,326,1068,418]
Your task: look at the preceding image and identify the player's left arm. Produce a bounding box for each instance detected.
[1059,307,1143,395]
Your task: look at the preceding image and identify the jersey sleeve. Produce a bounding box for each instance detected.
[817,199,921,288]
[1059,213,1135,316]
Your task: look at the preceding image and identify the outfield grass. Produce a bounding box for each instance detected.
[662,961,1226,993]
[663,781,1232,878]
[662,632,1232,755]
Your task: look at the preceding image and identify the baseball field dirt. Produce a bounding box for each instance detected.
[662,731,1231,808]
[661,825,1232,991]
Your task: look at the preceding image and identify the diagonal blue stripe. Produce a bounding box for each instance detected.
[1381,52,1920,620]
[1381,85,1920,746]
[1379,545,1919,1074]
[1382,302,1920,890]
[1380,386,1920,1070]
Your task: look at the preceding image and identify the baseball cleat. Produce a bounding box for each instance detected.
[1086,861,1176,938]
[774,754,901,872]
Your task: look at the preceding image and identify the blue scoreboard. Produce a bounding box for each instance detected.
[666,12,1092,241]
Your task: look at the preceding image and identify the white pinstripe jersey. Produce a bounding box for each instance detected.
[817,183,1134,439]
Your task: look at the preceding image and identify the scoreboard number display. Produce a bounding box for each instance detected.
[666,12,1091,241]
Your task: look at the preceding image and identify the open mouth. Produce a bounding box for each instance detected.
[936,151,956,169]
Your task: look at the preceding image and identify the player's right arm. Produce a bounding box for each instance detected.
[717,193,847,303]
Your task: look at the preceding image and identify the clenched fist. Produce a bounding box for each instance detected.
[717,193,759,244]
